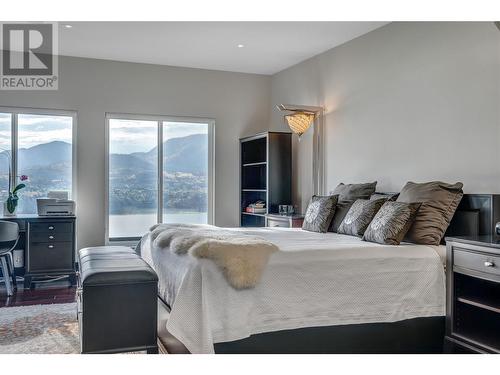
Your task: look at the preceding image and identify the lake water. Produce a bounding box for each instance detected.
[109,212,207,238]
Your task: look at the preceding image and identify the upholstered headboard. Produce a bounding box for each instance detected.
[445,194,500,237]
[375,193,500,238]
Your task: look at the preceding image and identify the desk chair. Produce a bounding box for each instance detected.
[0,220,19,296]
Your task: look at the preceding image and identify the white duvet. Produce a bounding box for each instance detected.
[140,227,446,354]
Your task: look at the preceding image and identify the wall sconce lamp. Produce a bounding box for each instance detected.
[276,103,325,195]
[276,104,322,140]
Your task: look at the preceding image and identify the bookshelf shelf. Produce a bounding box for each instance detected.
[241,212,266,217]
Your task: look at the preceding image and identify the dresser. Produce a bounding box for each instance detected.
[0,215,77,289]
[445,236,500,353]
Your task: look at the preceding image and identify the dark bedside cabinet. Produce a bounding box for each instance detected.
[445,236,500,353]
[265,214,304,228]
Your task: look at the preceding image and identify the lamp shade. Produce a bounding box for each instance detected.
[284,112,315,137]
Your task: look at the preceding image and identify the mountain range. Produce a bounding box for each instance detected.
[0,133,208,175]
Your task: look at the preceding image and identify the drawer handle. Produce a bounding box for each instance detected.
[49,235,55,240]
[484,261,495,268]
[48,244,55,249]
[48,226,55,230]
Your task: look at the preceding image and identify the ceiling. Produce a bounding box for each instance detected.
[58,22,388,75]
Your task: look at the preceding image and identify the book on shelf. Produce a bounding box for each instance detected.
[245,207,266,214]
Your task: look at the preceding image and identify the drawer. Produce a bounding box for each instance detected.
[30,231,73,243]
[454,248,500,277]
[30,222,73,234]
[28,242,74,273]
[267,218,290,228]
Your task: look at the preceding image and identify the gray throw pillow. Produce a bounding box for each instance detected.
[328,199,354,232]
[337,199,385,237]
[332,181,377,201]
[302,195,338,233]
[363,201,421,245]
[396,181,464,245]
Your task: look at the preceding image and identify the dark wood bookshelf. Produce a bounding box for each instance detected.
[240,131,292,227]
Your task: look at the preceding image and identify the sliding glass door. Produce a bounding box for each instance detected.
[0,108,75,214]
[108,118,158,239]
[107,114,214,242]
[17,114,73,214]
[162,121,209,224]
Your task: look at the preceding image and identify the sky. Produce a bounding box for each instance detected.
[0,113,73,151]
[109,119,208,154]
[0,114,208,155]
[0,113,11,151]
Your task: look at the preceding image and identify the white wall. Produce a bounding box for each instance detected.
[0,56,271,247]
[270,22,500,212]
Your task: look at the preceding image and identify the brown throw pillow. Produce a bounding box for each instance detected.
[396,181,464,245]
[363,201,421,245]
[328,199,354,232]
[337,199,385,237]
[332,181,377,201]
[302,195,338,233]
[370,193,399,201]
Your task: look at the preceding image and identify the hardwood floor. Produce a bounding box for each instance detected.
[0,280,76,308]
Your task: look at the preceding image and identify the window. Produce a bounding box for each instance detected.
[106,114,214,242]
[0,108,76,214]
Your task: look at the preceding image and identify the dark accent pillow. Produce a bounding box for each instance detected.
[363,201,421,245]
[302,195,338,233]
[328,199,354,232]
[337,199,385,237]
[396,181,464,245]
[370,193,399,201]
[332,182,377,201]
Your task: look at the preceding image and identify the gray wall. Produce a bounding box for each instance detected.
[1,22,499,246]
[0,56,271,247]
[270,22,500,212]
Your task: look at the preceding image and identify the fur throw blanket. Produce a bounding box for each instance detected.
[149,224,278,289]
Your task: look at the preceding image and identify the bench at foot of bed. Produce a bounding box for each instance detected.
[77,246,159,354]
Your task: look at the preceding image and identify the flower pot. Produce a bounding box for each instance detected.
[3,201,16,216]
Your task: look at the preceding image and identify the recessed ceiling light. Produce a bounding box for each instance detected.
[64,24,73,29]
[237,44,244,48]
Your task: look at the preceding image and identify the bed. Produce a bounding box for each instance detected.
[138,194,493,354]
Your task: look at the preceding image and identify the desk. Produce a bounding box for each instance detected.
[0,215,76,289]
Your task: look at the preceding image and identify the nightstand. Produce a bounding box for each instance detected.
[265,214,304,228]
[445,236,500,353]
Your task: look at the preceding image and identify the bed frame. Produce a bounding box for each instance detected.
[156,193,500,354]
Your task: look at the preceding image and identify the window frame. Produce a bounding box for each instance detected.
[105,112,215,244]
[0,106,77,213]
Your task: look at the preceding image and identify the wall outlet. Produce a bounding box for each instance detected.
[13,249,24,268]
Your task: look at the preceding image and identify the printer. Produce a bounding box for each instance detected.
[37,192,76,216]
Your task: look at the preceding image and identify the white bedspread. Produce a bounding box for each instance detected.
[140,227,446,354]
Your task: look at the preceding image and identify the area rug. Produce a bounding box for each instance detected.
[0,303,79,354]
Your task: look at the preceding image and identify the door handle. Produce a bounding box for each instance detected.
[49,235,55,240]
[48,244,55,249]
